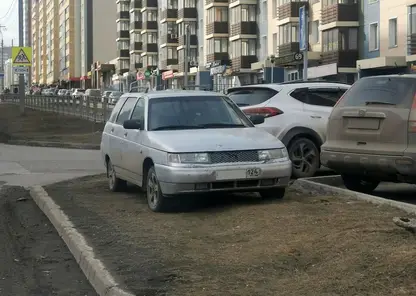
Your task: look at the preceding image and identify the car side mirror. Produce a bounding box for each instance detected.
[249,115,265,125]
[123,119,142,130]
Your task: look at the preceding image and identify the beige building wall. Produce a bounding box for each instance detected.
[31,1,40,83]
[59,0,76,80]
[46,0,59,84]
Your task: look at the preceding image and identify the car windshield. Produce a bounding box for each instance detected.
[77,89,85,93]
[111,91,122,96]
[148,96,253,131]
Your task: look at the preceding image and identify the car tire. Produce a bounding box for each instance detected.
[107,159,126,192]
[288,137,320,179]
[341,174,380,194]
[146,166,170,212]
[259,187,285,199]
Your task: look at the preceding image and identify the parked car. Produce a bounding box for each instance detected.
[108,91,123,104]
[84,89,101,101]
[72,89,85,100]
[102,91,112,103]
[57,89,67,96]
[227,81,350,178]
[321,75,416,193]
[100,90,292,212]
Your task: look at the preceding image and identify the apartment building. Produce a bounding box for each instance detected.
[357,0,416,77]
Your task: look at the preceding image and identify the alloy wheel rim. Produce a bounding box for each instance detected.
[147,172,159,208]
[290,141,317,174]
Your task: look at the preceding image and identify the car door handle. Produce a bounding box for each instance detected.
[124,132,128,137]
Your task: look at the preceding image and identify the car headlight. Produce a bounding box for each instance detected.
[168,153,210,164]
[258,148,288,161]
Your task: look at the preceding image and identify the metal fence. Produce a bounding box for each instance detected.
[1,94,113,123]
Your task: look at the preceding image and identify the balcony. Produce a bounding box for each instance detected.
[142,21,158,30]
[132,62,143,69]
[408,34,416,55]
[117,30,130,39]
[206,22,228,35]
[277,42,300,57]
[160,59,179,69]
[143,43,158,53]
[205,0,228,4]
[206,52,230,64]
[231,56,258,71]
[130,21,142,31]
[321,3,359,25]
[130,42,143,51]
[117,11,130,20]
[160,34,179,44]
[277,1,308,21]
[161,8,178,20]
[178,8,197,19]
[142,0,157,8]
[130,0,142,10]
[178,34,198,46]
[321,50,358,68]
[118,49,130,58]
[230,22,257,37]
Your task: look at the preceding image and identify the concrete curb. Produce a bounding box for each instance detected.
[292,177,416,215]
[6,139,100,150]
[29,186,135,296]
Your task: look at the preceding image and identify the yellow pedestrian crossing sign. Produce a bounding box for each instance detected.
[12,47,32,66]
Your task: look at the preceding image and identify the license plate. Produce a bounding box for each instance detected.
[246,168,261,178]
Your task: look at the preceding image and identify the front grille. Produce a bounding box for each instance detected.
[209,150,259,164]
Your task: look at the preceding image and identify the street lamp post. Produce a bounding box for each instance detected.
[269,55,275,83]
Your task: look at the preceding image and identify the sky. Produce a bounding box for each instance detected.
[0,0,19,46]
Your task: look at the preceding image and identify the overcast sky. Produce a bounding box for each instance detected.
[0,0,19,46]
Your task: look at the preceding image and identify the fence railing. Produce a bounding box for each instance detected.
[0,94,113,123]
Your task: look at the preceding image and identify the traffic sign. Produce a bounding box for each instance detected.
[12,47,32,66]
[0,73,4,78]
[144,70,151,77]
[13,66,29,74]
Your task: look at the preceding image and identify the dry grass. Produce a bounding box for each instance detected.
[0,104,103,145]
[45,175,416,296]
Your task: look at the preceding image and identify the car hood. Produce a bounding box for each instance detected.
[146,128,285,153]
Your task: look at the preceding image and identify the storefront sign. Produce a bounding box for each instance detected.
[275,52,304,66]
[210,65,226,76]
[137,72,145,80]
[162,70,174,80]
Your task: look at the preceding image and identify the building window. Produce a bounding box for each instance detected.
[389,18,397,48]
[118,40,129,50]
[230,5,255,24]
[242,39,256,56]
[178,22,196,35]
[207,7,228,23]
[147,55,158,66]
[410,6,416,34]
[207,38,228,54]
[322,0,357,7]
[369,22,379,51]
[310,20,319,44]
[178,0,195,8]
[322,29,338,52]
[147,32,157,43]
[119,60,129,70]
[167,47,178,59]
[278,23,298,45]
[144,10,157,22]
[117,21,129,31]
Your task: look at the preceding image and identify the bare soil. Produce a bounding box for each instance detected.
[0,104,103,146]
[45,174,416,296]
[0,186,96,296]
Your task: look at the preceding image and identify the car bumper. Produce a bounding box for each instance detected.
[155,161,292,195]
[321,150,416,177]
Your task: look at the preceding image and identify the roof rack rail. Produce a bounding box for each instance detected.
[181,85,212,91]
[276,80,352,85]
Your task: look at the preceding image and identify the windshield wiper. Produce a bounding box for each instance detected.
[151,125,206,131]
[199,123,246,128]
[365,101,396,106]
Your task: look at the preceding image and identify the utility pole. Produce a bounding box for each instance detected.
[18,0,25,114]
[0,25,6,92]
[183,24,190,88]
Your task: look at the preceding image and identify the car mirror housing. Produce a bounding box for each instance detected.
[123,119,142,130]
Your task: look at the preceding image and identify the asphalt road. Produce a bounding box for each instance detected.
[0,143,104,187]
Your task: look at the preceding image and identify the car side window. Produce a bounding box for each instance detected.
[227,88,278,107]
[130,98,145,122]
[306,88,344,107]
[116,97,138,125]
[108,97,127,123]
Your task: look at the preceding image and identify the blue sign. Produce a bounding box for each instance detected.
[299,6,307,51]
[0,73,4,78]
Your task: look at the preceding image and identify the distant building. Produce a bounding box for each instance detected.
[4,58,18,90]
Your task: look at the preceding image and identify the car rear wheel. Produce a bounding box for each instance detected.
[107,159,126,192]
[288,137,320,179]
[341,174,380,194]
[259,188,285,199]
[146,166,170,212]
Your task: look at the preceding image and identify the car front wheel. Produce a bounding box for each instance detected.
[288,137,320,179]
[107,159,126,192]
[146,166,170,212]
[341,174,380,194]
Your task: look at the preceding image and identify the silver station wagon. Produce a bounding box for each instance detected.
[100,90,292,212]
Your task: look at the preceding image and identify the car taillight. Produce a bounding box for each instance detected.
[408,94,416,133]
[243,107,283,118]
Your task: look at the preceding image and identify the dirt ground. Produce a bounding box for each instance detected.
[0,104,103,146]
[0,186,97,296]
[45,174,416,296]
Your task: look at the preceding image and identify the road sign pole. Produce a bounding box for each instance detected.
[18,0,25,114]
[299,5,309,81]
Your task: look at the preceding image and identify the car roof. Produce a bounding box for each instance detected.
[360,74,416,79]
[124,90,223,99]
[228,81,351,92]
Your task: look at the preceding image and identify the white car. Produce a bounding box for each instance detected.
[100,90,292,212]
[72,89,85,100]
[227,81,350,178]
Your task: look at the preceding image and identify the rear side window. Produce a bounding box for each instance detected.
[227,88,278,107]
[108,97,127,122]
[291,88,347,107]
[341,77,416,108]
